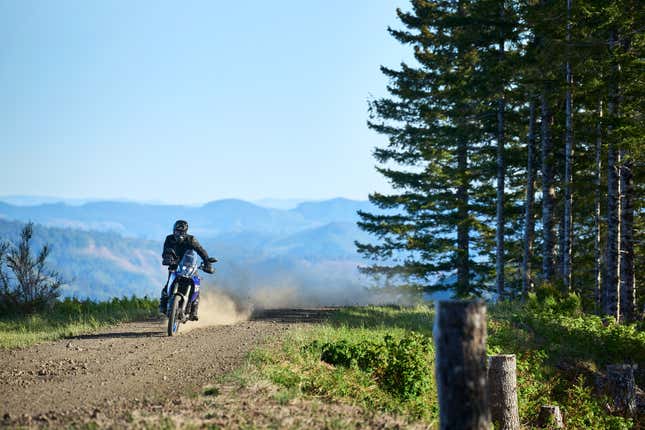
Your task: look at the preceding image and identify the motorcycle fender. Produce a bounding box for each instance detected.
[178,291,190,315]
[167,273,177,295]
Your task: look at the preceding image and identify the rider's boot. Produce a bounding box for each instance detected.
[159,287,169,314]
[189,300,199,321]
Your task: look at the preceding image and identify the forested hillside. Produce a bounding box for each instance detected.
[358,0,643,321]
[0,215,373,304]
[0,219,164,299]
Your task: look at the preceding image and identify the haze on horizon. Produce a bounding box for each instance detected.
[1,1,410,205]
[0,193,363,210]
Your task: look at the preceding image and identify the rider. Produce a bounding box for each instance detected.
[159,219,214,320]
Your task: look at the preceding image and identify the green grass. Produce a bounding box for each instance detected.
[243,300,642,430]
[0,296,158,348]
[245,305,438,425]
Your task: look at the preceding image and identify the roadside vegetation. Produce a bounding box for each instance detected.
[0,295,158,348]
[0,222,159,348]
[238,296,643,430]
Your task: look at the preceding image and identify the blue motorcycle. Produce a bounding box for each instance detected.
[165,249,217,336]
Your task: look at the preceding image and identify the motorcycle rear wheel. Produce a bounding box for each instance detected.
[167,296,181,336]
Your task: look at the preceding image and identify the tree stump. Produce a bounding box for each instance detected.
[434,300,490,430]
[606,364,637,415]
[488,354,520,430]
[537,405,564,428]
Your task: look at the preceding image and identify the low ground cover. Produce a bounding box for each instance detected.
[242,299,643,429]
[0,295,158,348]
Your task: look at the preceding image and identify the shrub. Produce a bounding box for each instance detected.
[0,223,65,314]
[380,333,433,399]
[321,340,356,367]
[319,332,433,400]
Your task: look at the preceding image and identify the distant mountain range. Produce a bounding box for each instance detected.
[0,197,389,304]
[0,197,374,240]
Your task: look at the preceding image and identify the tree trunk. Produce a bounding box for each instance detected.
[541,91,556,283]
[457,137,470,296]
[434,300,490,430]
[606,364,637,416]
[594,101,602,313]
[522,100,537,298]
[604,30,620,320]
[538,405,564,428]
[619,157,635,323]
[488,355,520,430]
[496,33,506,299]
[605,142,621,319]
[562,0,573,293]
[559,211,566,279]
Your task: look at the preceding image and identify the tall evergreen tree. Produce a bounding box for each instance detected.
[359,0,641,310]
[357,0,492,296]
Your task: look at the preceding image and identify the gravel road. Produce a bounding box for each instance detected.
[0,313,301,427]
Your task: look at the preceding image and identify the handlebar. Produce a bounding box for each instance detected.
[199,258,217,274]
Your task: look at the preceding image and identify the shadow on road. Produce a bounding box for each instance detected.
[70,331,165,340]
[250,308,339,324]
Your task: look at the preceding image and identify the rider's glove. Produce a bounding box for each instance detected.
[162,257,176,266]
[202,263,214,274]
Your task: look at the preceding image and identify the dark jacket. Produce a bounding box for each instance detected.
[162,234,210,268]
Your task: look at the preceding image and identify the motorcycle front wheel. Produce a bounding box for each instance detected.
[167,296,181,336]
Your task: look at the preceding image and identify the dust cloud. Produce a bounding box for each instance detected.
[182,289,252,332]
[181,260,419,329]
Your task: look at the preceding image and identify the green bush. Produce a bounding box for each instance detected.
[319,332,433,400]
[534,282,562,302]
[380,333,433,399]
[321,339,356,367]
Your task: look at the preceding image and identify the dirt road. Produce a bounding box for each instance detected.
[0,309,330,428]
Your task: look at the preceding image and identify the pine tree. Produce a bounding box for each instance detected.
[359,0,642,311]
[357,0,493,296]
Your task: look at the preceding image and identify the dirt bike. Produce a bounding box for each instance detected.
[165,249,217,336]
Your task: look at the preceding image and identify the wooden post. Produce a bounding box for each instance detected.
[538,405,564,428]
[434,300,490,430]
[488,354,520,430]
[606,364,637,415]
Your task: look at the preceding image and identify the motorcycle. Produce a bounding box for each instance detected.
[165,249,217,336]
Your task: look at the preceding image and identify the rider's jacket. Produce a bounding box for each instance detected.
[162,234,210,269]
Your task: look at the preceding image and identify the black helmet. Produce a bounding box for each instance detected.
[173,220,188,241]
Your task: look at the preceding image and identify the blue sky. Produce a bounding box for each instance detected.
[1,0,412,205]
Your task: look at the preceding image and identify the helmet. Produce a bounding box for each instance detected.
[173,220,188,241]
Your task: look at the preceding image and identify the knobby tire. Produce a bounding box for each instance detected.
[167,296,181,336]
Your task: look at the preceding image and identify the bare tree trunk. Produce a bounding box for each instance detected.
[562,0,573,293]
[457,137,470,296]
[488,355,520,430]
[541,92,556,283]
[434,301,490,430]
[559,212,566,279]
[455,3,470,297]
[606,144,621,319]
[522,100,537,298]
[604,30,621,320]
[619,157,635,322]
[496,28,506,299]
[594,101,603,313]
